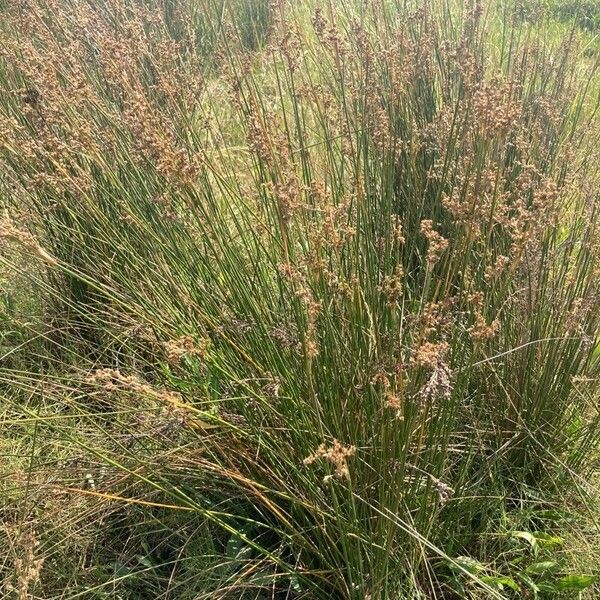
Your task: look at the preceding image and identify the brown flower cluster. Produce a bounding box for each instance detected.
[417,362,453,407]
[304,439,356,481]
[3,526,44,600]
[412,341,449,370]
[469,312,500,343]
[0,217,58,266]
[420,220,448,264]
[472,78,521,137]
[278,262,322,359]
[164,335,210,364]
[378,267,404,307]
[87,368,181,410]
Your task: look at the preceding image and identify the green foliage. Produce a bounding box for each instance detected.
[552,1,600,31]
[444,518,597,598]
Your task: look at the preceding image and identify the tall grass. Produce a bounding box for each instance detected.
[1,0,599,598]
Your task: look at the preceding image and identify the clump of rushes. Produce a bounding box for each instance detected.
[0,0,599,598]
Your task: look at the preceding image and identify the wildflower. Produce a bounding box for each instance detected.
[390,215,405,245]
[86,367,121,391]
[414,300,455,338]
[246,109,272,163]
[384,393,404,420]
[229,318,255,334]
[220,411,248,428]
[467,292,484,307]
[311,8,327,37]
[304,338,319,359]
[484,255,510,282]
[278,261,304,284]
[86,369,181,407]
[372,371,404,419]
[472,79,521,137]
[563,297,595,335]
[269,323,298,349]
[277,27,303,72]
[303,297,322,360]
[371,371,390,388]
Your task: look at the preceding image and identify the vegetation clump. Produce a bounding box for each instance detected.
[0,0,599,598]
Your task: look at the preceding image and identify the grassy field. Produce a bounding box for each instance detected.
[1,0,599,598]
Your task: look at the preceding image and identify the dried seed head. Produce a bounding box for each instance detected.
[390,215,405,245]
[384,392,404,420]
[86,369,185,413]
[485,255,510,282]
[4,525,44,600]
[269,323,298,349]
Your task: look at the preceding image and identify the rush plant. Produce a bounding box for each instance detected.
[0,1,599,598]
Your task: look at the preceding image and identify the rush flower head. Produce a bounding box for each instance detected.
[469,313,500,343]
[164,335,210,364]
[304,439,356,480]
[420,219,448,264]
[412,341,449,370]
[417,361,453,406]
[0,217,58,266]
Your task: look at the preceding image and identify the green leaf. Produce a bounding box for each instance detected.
[225,535,246,560]
[517,572,541,594]
[225,525,254,563]
[535,510,573,522]
[525,561,558,574]
[537,582,559,594]
[555,574,597,591]
[289,575,303,593]
[451,555,486,575]
[446,576,465,596]
[110,562,131,578]
[532,531,563,548]
[136,554,155,569]
[481,575,520,591]
[510,530,538,553]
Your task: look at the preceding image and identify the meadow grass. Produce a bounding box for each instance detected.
[0,0,599,598]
